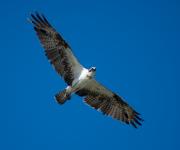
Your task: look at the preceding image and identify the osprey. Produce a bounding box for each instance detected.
[30,13,143,128]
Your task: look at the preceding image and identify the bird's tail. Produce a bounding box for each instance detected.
[55,89,71,105]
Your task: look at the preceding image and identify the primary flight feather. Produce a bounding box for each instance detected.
[30,13,143,128]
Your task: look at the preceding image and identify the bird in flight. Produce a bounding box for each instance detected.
[29,13,143,128]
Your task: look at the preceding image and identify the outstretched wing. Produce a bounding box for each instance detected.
[30,13,83,85]
[76,80,143,128]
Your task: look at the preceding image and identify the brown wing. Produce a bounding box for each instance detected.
[76,80,143,128]
[30,13,83,85]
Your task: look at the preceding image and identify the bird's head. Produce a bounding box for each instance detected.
[88,67,96,78]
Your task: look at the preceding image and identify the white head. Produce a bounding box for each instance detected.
[88,67,96,78]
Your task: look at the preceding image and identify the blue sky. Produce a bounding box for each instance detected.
[1,0,180,150]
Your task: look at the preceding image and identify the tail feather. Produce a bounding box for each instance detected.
[55,89,71,105]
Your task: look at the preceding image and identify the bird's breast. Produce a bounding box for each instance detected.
[71,69,91,92]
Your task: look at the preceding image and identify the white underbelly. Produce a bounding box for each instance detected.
[69,68,90,93]
[71,78,90,92]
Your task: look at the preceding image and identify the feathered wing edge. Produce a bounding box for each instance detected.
[29,12,83,85]
[76,80,143,128]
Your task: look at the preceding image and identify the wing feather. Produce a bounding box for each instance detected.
[76,80,143,128]
[30,13,83,85]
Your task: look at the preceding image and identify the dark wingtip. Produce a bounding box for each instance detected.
[29,12,50,28]
[35,12,47,24]
[135,114,144,122]
[27,12,36,24]
[130,113,143,128]
[134,118,142,126]
[130,121,137,128]
[134,110,141,115]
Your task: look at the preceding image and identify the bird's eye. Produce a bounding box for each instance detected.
[89,68,93,72]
